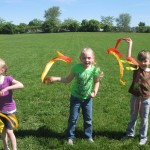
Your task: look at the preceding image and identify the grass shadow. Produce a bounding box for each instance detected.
[15,127,126,140]
[15,126,68,149]
[93,130,126,140]
[15,125,64,139]
[74,129,125,140]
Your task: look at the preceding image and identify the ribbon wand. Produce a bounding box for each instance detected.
[41,51,72,82]
[107,38,139,85]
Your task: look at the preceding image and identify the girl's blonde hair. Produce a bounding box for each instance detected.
[0,58,8,75]
[137,50,150,61]
[80,47,96,65]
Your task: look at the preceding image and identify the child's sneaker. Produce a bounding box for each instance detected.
[4,146,10,150]
[126,135,134,139]
[87,138,94,143]
[139,139,147,145]
[67,139,73,145]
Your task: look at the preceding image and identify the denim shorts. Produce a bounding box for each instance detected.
[0,113,16,130]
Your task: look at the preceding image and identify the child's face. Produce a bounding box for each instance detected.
[138,59,150,70]
[0,66,5,75]
[80,50,94,68]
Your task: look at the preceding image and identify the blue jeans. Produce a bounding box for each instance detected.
[66,95,93,139]
[126,95,150,140]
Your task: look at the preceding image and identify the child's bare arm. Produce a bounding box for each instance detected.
[90,77,100,98]
[0,79,24,96]
[126,38,133,57]
[44,72,75,84]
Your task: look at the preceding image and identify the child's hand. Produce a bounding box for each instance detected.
[0,88,8,96]
[43,77,56,84]
[43,77,51,84]
[125,38,132,43]
[99,71,104,80]
[90,91,96,98]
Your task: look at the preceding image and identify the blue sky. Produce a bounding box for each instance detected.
[0,0,150,27]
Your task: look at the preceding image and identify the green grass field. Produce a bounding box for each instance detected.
[0,32,150,150]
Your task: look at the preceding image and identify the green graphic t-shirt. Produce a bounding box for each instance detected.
[71,63,99,99]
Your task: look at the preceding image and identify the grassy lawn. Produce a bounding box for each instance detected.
[0,32,150,149]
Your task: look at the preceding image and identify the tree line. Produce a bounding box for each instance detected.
[0,6,150,34]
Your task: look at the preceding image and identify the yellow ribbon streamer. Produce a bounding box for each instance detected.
[41,51,72,82]
[109,51,126,85]
[0,119,4,133]
[0,113,18,129]
[107,38,139,85]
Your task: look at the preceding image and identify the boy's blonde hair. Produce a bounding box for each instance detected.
[137,50,150,61]
[0,58,8,75]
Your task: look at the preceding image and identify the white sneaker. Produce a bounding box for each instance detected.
[139,139,147,145]
[126,135,134,139]
[67,139,73,145]
[4,146,10,150]
[126,133,134,139]
[88,138,94,143]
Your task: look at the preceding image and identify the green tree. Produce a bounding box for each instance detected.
[28,19,43,26]
[0,17,5,25]
[42,20,59,33]
[43,6,61,33]
[100,16,114,32]
[136,22,146,33]
[138,22,145,27]
[100,16,114,26]
[28,19,43,33]
[0,17,6,33]
[80,19,89,32]
[1,22,16,34]
[16,23,28,33]
[116,13,131,31]
[88,19,100,32]
[61,18,80,32]
[44,6,61,21]
[80,19,100,32]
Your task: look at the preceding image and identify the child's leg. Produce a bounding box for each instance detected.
[82,98,92,139]
[2,127,9,149]
[1,114,17,150]
[139,98,150,140]
[126,96,139,137]
[66,95,81,140]
[6,128,17,150]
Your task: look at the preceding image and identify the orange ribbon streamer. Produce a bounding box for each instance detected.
[0,113,18,129]
[107,38,139,85]
[41,51,72,82]
[107,49,125,85]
